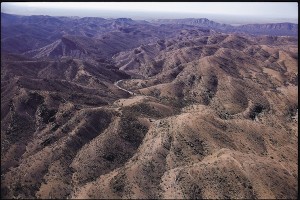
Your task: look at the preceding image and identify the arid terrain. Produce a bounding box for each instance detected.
[1,13,298,199]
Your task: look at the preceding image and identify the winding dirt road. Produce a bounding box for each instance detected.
[114,80,135,95]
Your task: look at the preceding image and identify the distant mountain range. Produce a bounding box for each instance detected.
[151,18,298,36]
[1,13,298,57]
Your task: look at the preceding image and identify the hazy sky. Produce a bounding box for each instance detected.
[1,2,298,24]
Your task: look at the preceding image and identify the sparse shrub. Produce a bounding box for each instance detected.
[249,104,264,120]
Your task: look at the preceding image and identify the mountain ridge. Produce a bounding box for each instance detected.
[1,12,298,36]
[150,17,298,36]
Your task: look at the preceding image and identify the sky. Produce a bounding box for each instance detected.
[1,2,298,24]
